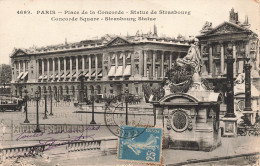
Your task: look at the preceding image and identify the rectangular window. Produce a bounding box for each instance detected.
[78,57,82,70]
[60,59,64,70]
[111,54,115,65]
[91,55,95,68]
[66,58,70,70]
[135,87,139,94]
[85,57,89,69]
[98,55,102,68]
[72,57,76,70]
[49,60,53,71]
[25,61,29,71]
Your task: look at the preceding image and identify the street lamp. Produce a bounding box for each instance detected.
[125,88,129,125]
[34,90,41,133]
[79,75,85,110]
[49,90,53,116]
[43,90,48,119]
[57,89,60,102]
[90,88,96,124]
[24,89,30,123]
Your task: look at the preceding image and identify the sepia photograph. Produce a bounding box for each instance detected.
[0,0,260,165]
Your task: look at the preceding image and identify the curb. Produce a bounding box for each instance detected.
[166,152,260,166]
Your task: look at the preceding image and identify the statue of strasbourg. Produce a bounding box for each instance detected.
[176,38,202,73]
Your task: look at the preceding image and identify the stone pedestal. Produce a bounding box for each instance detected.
[242,111,254,124]
[222,117,237,137]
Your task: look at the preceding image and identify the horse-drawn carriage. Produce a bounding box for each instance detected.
[0,97,24,112]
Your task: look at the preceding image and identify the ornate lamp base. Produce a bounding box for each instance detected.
[34,128,41,133]
[90,120,96,124]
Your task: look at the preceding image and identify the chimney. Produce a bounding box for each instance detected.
[65,38,68,45]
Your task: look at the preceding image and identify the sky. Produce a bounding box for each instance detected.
[0,0,259,64]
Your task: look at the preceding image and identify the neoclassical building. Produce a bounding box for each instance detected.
[196,8,260,98]
[10,9,260,101]
[10,28,190,100]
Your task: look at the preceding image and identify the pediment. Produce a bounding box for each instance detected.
[11,49,28,58]
[159,93,199,104]
[106,37,130,47]
[204,22,248,36]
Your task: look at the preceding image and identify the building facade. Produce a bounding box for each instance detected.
[10,29,190,100]
[196,8,260,101]
[10,9,260,102]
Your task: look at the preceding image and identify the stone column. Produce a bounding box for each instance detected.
[232,41,237,77]
[95,54,98,80]
[89,56,91,78]
[169,52,172,70]
[208,43,213,76]
[14,61,17,80]
[139,50,143,76]
[42,59,44,79]
[53,58,55,80]
[64,57,67,80]
[82,56,85,72]
[23,61,26,73]
[35,60,38,81]
[123,52,126,73]
[224,46,236,118]
[220,42,225,74]
[152,50,156,77]
[58,58,61,81]
[143,50,147,77]
[130,52,135,76]
[70,57,73,80]
[115,53,118,70]
[76,56,79,80]
[244,59,252,111]
[18,61,21,74]
[161,51,164,78]
[47,59,50,80]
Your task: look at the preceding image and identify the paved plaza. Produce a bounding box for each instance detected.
[0,102,260,165]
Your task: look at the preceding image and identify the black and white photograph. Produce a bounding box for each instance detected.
[0,0,260,165]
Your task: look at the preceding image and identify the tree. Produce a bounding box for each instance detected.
[0,64,12,88]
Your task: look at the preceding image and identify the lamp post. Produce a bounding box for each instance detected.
[34,90,41,133]
[243,58,253,125]
[222,43,237,137]
[79,75,85,109]
[24,89,30,123]
[49,90,53,116]
[43,90,48,119]
[57,89,60,102]
[125,88,129,125]
[90,88,96,124]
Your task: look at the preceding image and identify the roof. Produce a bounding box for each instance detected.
[10,32,190,58]
[197,21,256,38]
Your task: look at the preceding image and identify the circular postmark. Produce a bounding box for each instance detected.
[104,94,151,138]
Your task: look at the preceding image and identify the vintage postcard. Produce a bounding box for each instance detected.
[0,0,260,165]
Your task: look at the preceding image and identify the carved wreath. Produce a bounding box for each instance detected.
[167,109,192,132]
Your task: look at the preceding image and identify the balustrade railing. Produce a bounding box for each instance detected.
[0,138,116,163]
[12,124,101,134]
